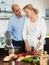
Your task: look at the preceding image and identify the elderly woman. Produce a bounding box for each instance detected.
[23,4,46,54]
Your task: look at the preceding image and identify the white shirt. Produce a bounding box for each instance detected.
[23,16,46,49]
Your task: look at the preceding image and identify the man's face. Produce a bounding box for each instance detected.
[13,5,21,17]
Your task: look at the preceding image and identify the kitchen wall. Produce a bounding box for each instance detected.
[45,0,49,34]
[45,20,49,34]
[45,0,49,8]
[0,0,49,37]
[0,20,8,37]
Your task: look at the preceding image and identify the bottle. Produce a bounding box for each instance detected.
[44,51,48,65]
[40,53,43,65]
[40,51,48,65]
[42,54,46,65]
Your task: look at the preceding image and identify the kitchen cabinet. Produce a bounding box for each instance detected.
[0,0,14,19]
[44,38,49,54]
[0,11,13,20]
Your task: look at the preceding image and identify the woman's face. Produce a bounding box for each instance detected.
[24,8,34,17]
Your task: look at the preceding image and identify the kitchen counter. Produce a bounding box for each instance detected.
[0,49,49,65]
[46,36,49,38]
[0,56,49,65]
[0,60,34,65]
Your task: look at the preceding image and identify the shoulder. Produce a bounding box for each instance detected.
[39,16,45,24]
[24,17,29,23]
[24,17,30,27]
[8,15,16,23]
[25,16,29,21]
[10,14,16,20]
[22,14,26,18]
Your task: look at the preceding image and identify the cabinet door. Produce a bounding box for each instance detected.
[44,38,49,54]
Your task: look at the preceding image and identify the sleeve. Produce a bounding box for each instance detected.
[30,34,39,48]
[7,19,13,38]
[7,19,12,32]
[23,19,28,40]
[32,36,39,44]
[40,18,46,44]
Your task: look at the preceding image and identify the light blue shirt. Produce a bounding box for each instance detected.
[7,14,26,41]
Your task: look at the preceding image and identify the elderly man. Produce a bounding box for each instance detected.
[7,4,26,53]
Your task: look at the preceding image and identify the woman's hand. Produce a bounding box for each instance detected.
[32,49,39,55]
[24,39,30,52]
[37,35,41,40]
[25,44,30,52]
[32,42,42,55]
